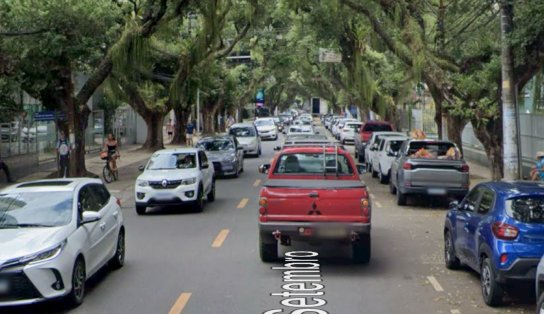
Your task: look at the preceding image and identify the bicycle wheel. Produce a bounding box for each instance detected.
[103,165,114,183]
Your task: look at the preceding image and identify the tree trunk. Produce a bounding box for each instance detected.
[500,1,519,180]
[171,106,189,145]
[141,112,165,151]
[472,118,504,180]
[446,115,466,154]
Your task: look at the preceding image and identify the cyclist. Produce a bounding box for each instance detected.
[103,133,119,173]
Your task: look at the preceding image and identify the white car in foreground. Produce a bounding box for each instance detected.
[371,136,408,183]
[254,118,278,140]
[135,148,216,214]
[0,178,125,307]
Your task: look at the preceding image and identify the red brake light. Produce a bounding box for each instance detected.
[259,197,268,215]
[492,222,519,240]
[403,162,413,170]
[461,164,470,172]
[361,198,371,220]
[116,198,121,207]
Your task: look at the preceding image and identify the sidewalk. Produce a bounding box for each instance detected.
[467,160,491,187]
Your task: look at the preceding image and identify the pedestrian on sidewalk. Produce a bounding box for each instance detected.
[531,151,544,181]
[166,119,174,141]
[0,158,15,183]
[186,121,195,147]
[56,131,72,178]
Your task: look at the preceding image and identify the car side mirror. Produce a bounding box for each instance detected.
[81,211,101,225]
[138,165,145,172]
[449,200,460,211]
[259,164,271,174]
[201,161,209,169]
[273,146,281,151]
[356,164,367,175]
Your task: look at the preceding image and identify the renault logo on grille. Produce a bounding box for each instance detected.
[308,201,321,215]
[161,179,168,188]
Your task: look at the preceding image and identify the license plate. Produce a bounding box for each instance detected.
[318,228,347,238]
[0,279,10,294]
[155,193,174,200]
[428,188,447,195]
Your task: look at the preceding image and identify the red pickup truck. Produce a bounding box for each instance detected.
[258,146,371,263]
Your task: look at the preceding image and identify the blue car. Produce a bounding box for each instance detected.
[444,181,544,306]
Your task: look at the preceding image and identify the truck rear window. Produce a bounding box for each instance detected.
[406,142,460,160]
[506,197,544,223]
[362,124,392,132]
[274,153,354,175]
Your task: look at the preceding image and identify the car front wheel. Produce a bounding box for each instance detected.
[110,230,125,269]
[481,257,504,306]
[444,230,460,269]
[66,258,86,307]
[207,180,216,202]
[136,205,146,215]
[537,291,544,314]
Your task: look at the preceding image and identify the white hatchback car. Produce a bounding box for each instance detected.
[371,136,408,183]
[228,123,261,157]
[135,148,216,214]
[254,118,278,140]
[0,178,124,307]
[339,121,363,144]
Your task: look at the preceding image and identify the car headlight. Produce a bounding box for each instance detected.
[181,177,197,185]
[21,240,67,265]
[137,179,149,187]
[223,153,237,162]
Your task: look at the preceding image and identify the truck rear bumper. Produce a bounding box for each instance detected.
[259,221,371,239]
[400,186,468,197]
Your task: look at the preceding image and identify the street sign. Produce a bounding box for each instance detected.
[256,89,265,102]
[319,48,342,63]
[34,111,66,122]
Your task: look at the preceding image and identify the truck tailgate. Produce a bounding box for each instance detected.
[406,159,468,188]
[262,179,367,222]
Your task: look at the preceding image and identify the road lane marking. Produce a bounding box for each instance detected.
[168,292,191,314]
[109,190,121,193]
[369,193,376,199]
[451,310,461,314]
[427,276,444,292]
[253,179,261,187]
[375,201,383,208]
[212,229,230,248]
[237,198,249,208]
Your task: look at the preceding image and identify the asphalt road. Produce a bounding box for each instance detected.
[5,125,535,314]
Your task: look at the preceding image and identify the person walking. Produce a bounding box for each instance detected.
[531,151,544,181]
[166,119,174,141]
[56,131,72,178]
[186,121,195,147]
[0,158,15,183]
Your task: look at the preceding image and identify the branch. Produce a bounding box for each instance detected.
[0,29,49,36]
[215,22,251,59]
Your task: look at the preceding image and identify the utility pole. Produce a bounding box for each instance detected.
[196,88,200,135]
[500,0,520,180]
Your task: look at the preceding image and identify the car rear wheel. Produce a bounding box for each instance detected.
[354,150,358,158]
[444,230,460,269]
[135,205,146,215]
[389,178,397,194]
[259,233,278,262]
[110,229,125,269]
[352,235,371,264]
[396,188,407,206]
[481,257,503,306]
[194,186,204,212]
[66,258,86,307]
[371,165,378,178]
[537,291,544,314]
[207,180,216,202]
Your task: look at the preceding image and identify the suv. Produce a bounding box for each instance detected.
[354,121,394,162]
[257,146,371,263]
[444,182,544,306]
[135,148,216,214]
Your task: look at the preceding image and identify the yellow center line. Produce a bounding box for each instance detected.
[237,198,249,208]
[253,179,261,187]
[212,229,230,248]
[168,292,192,314]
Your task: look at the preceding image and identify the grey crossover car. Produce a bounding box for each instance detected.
[196,135,244,177]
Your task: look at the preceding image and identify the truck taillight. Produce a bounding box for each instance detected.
[259,197,268,215]
[361,198,371,218]
[492,222,519,240]
[116,198,121,207]
[403,162,413,170]
[461,164,470,172]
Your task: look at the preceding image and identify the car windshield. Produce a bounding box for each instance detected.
[363,124,392,132]
[147,153,197,170]
[229,127,256,137]
[289,127,312,133]
[274,153,353,175]
[506,196,544,224]
[198,139,234,151]
[0,191,73,228]
[255,119,274,127]
[345,124,361,131]
[407,142,460,160]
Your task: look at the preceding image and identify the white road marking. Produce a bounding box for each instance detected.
[427,276,444,292]
[369,193,376,199]
[109,190,121,193]
[451,310,461,314]
[253,179,261,187]
[375,201,383,208]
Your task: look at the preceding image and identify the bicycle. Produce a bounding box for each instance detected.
[101,152,118,183]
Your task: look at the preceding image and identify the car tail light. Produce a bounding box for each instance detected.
[116,198,121,207]
[259,197,268,215]
[461,164,470,172]
[361,198,371,220]
[403,162,413,170]
[492,222,519,240]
